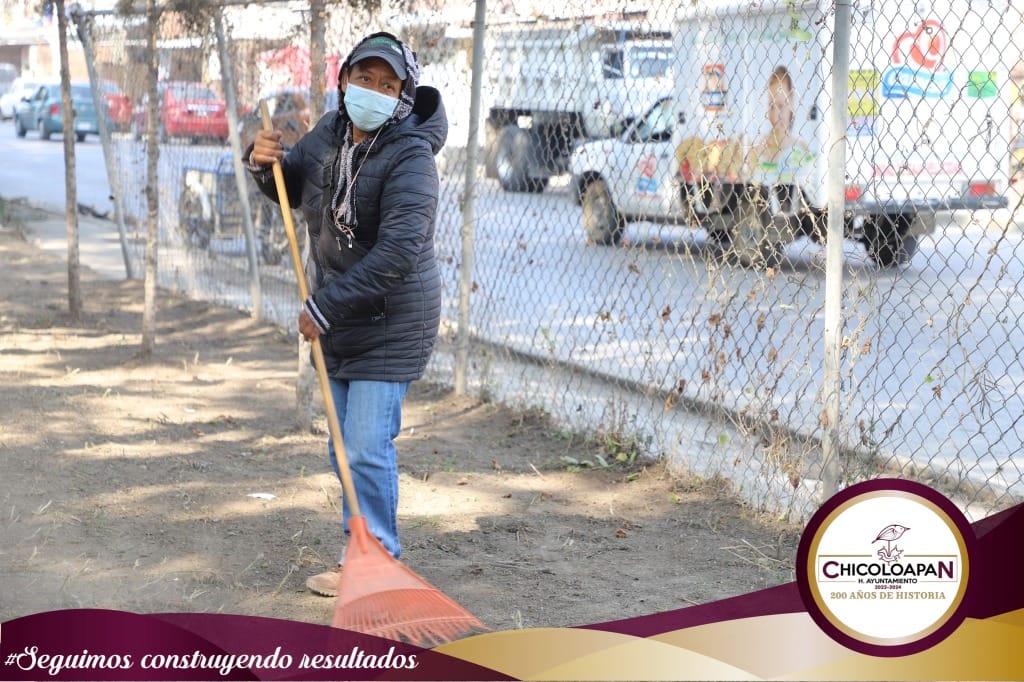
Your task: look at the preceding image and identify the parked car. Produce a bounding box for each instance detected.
[132,81,229,144]
[178,152,307,266]
[239,87,312,150]
[0,77,42,120]
[0,63,17,100]
[237,87,339,148]
[178,87,337,266]
[14,82,100,142]
[102,81,132,131]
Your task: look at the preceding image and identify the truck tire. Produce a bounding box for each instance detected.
[483,119,499,179]
[582,178,624,245]
[495,125,547,193]
[861,213,918,267]
[729,186,782,268]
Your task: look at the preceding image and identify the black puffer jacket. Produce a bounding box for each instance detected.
[252,86,447,382]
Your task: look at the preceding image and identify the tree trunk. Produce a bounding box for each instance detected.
[55,0,81,320]
[309,0,326,123]
[140,0,160,356]
[295,336,316,430]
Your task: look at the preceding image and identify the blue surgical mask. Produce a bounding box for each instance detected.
[343,83,398,132]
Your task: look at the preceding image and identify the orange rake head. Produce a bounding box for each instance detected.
[331,516,490,648]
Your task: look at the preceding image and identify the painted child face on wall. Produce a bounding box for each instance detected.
[767,74,795,135]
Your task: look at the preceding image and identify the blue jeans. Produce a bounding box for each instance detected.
[327,378,410,561]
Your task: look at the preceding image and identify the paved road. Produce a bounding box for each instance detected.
[3,120,1023,514]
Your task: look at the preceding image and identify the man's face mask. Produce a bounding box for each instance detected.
[344,83,398,132]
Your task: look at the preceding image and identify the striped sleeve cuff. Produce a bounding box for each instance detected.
[243,147,273,179]
[304,297,330,334]
[243,149,259,171]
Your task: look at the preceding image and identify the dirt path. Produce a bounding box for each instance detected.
[0,212,799,633]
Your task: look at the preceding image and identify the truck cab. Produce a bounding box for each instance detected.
[570,97,681,245]
[571,0,1012,268]
[484,24,672,193]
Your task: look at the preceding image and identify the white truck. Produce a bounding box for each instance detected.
[484,22,672,192]
[569,0,1013,267]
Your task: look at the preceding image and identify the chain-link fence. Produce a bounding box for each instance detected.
[69,0,1024,523]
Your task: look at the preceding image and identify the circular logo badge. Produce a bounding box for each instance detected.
[796,479,974,656]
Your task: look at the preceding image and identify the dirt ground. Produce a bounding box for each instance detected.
[0,208,801,635]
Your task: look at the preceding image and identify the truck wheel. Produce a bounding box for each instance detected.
[582,179,624,245]
[483,119,499,179]
[861,213,918,267]
[495,126,546,193]
[177,188,213,249]
[729,186,781,268]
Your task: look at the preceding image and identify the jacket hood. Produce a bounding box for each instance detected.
[396,85,448,155]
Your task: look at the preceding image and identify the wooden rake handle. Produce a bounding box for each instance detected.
[259,100,362,518]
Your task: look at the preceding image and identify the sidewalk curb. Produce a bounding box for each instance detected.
[1,195,133,281]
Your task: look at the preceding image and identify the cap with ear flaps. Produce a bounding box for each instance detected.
[348,33,407,80]
[340,32,421,124]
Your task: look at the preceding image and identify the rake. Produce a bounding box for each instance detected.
[259,100,489,646]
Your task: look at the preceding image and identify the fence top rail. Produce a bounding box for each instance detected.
[70,0,303,18]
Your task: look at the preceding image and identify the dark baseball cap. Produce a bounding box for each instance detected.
[349,34,407,80]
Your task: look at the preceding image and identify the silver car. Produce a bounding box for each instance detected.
[0,77,43,120]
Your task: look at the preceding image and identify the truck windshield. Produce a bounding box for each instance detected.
[627,48,670,79]
[601,49,624,79]
[631,98,674,142]
[602,47,671,80]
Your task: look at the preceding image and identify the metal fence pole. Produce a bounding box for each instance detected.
[213,8,262,318]
[455,0,487,396]
[821,0,853,499]
[70,5,136,281]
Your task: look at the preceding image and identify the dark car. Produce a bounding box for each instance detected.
[239,88,311,151]
[14,82,101,142]
[132,81,229,144]
[238,87,339,150]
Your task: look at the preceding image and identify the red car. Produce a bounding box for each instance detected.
[101,81,132,131]
[132,81,229,143]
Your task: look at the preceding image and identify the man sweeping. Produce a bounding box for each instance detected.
[245,31,447,598]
